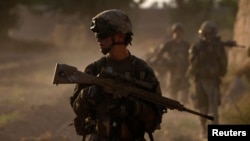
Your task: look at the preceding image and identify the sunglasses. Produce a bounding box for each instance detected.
[95,33,110,40]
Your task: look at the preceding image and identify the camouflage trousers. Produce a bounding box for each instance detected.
[193,78,221,138]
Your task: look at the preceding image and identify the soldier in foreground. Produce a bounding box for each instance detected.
[146,23,190,104]
[69,9,165,141]
[188,21,236,138]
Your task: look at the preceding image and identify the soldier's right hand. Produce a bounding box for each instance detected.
[224,40,237,47]
[119,99,136,117]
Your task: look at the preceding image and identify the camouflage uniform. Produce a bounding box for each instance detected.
[144,45,169,90]
[188,21,228,138]
[70,9,165,141]
[156,23,190,103]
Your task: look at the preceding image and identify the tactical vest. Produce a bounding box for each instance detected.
[82,54,161,141]
[86,55,148,81]
[189,38,228,79]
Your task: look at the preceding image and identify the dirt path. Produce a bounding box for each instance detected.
[0,44,207,141]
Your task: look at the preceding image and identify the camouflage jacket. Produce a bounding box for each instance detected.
[75,53,162,94]
[159,39,190,74]
[188,37,228,79]
[70,52,164,118]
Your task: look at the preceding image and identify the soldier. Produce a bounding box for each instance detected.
[69,9,165,141]
[144,44,168,90]
[188,21,228,138]
[153,23,190,103]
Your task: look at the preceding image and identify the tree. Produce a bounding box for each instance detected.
[0,1,21,38]
[230,0,250,67]
[0,0,144,38]
[162,0,238,42]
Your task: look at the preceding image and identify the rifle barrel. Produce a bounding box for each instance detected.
[184,107,214,121]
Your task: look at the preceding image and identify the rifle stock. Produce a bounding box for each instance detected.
[52,63,214,121]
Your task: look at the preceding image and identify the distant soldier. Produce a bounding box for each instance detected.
[144,44,169,89]
[188,21,230,138]
[149,23,190,103]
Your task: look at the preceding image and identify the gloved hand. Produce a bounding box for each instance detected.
[119,99,136,118]
[73,117,96,136]
[224,40,237,47]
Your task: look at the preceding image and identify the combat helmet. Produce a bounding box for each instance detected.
[90,9,133,54]
[90,9,133,36]
[171,22,184,33]
[198,21,218,36]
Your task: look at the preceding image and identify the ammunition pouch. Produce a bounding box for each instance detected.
[73,117,86,136]
[107,98,135,120]
[73,116,96,136]
[84,85,104,105]
[71,85,104,136]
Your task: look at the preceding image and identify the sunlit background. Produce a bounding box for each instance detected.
[137,0,171,8]
[1,0,250,141]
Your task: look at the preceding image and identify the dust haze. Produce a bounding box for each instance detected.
[0,7,249,141]
[0,25,200,141]
[0,38,202,141]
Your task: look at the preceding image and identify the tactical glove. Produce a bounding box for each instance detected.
[223,40,237,47]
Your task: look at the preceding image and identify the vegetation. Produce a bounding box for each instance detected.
[0,0,238,40]
[1,0,248,140]
[0,111,20,128]
[221,93,250,124]
[0,0,142,38]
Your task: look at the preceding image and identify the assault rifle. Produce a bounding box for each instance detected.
[52,63,214,121]
[222,40,245,48]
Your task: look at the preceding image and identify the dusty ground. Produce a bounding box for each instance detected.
[0,39,220,141]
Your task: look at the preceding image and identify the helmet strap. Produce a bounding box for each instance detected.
[100,35,126,55]
[112,35,126,46]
